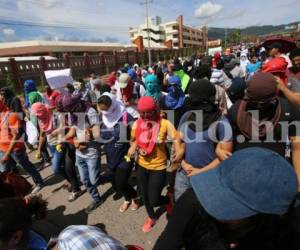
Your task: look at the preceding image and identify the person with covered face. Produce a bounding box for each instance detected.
[97,93,139,213]
[59,94,103,213]
[154,147,300,250]
[31,102,82,202]
[174,80,232,201]
[128,96,183,233]
[227,72,300,189]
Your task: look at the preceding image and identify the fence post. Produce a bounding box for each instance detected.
[39,56,48,86]
[84,53,91,77]
[113,50,119,70]
[99,53,105,75]
[64,53,70,68]
[8,58,22,89]
[125,51,129,64]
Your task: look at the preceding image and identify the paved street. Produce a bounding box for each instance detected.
[28,152,168,250]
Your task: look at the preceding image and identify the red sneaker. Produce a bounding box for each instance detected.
[142,217,156,233]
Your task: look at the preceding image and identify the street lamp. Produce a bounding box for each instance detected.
[140,0,153,66]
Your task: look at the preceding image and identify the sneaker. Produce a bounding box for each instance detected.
[142,217,156,233]
[85,199,104,213]
[119,201,131,213]
[31,184,43,194]
[68,191,82,202]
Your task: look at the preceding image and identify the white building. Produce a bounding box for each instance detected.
[129,15,207,50]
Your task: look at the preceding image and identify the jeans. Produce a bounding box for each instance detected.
[49,145,68,179]
[49,144,80,192]
[174,168,191,201]
[0,149,43,185]
[137,165,169,219]
[76,155,101,202]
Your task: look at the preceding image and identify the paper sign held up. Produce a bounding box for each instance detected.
[44,68,74,90]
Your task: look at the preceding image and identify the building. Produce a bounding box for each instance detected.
[129,15,207,50]
[0,40,137,58]
[207,39,222,48]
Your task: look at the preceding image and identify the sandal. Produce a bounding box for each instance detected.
[119,201,131,213]
[131,198,140,211]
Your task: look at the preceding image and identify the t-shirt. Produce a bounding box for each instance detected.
[101,112,134,169]
[246,62,262,74]
[75,107,101,159]
[131,119,178,170]
[179,115,232,167]
[227,98,300,157]
[0,111,24,152]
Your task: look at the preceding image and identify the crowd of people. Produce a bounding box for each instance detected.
[0,42,300,250]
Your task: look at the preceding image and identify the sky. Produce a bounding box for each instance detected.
[0,0,299,43]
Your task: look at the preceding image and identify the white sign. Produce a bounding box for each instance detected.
[208,46,222,56]
[44,68,74,90]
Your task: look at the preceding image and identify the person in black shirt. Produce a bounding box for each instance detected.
[225,73,300,187]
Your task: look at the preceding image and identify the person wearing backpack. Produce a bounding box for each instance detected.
[0,99,44,194]
[97,93,139,213]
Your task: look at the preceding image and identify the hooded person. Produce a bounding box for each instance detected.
[97,93,139,213]
[44,85,61,108]
[159,76,187,128]
[59,93,103,213]
[227,72,300,186]
[144,74,161,102]
[128,96,182,233]
[173,61,191,94]
[239,52,250,77]
[107,72,117,87]
[174,79,233,200]
[227,77,246,103]
[24,80,38,108]
[31,102,82,202]
[212,52,221,68]
[154,147,299,250]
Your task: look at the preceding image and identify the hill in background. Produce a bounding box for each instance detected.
[208,23,295,40]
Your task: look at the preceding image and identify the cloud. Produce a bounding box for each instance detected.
[2,27,15,36]
[195,1,223,19]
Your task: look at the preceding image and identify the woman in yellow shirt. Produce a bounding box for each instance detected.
[128,96,183,233]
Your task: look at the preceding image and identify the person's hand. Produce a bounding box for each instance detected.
[275,76,286,91]
[181,160,203,177]
[172,148,184,163]
[35,150,41,160]
[138,148,148,156]
[127,146,137,158]
[216,148,232,161]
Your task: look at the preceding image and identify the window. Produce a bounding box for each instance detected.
[174,42,178,47]
[173,34,178,38]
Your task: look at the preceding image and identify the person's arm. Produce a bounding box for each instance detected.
[36,131,46,157]
[0,128,19,164]
[291,136,300,191]
[277,81,300,107]
[181,158,220,177]
[128,121,138,158]
[167,121,185,163]
[62,127,76,141]
[216,141,233,161]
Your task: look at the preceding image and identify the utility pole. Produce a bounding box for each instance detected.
[224,27,227,49]
[140,0,153,66]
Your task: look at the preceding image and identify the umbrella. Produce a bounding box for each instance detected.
[260,37,297,54]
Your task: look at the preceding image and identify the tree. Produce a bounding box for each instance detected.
[227,29,242,46]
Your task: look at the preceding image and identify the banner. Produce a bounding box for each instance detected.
[44,68,74,90]
[208,47,222,56]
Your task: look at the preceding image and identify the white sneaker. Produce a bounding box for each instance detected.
[68,191,82,202]
[31,184,43,194]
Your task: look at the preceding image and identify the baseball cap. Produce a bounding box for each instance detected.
[117,73,131,89]
[190,147,298,220]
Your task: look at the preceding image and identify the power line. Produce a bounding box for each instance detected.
[0,18,129,33]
